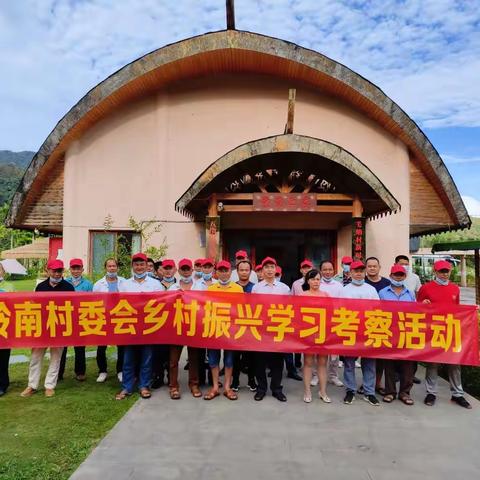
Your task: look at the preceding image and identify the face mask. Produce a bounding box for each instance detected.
[322,276,332,283]
[49,276,62,284]
[343,264,350,273]
[391,279,404,288]
[194,271,203,279]
[219,279,230,286]
[352,278,364,286]
[163,276,175,283]
[203,272,213,281]
[180,275,193,283]
[106,272,117,279]
[434,276,449,286]
[147,272,155,278]
[404,265,411,274]
[134,272,147,280]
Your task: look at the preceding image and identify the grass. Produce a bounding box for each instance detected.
[0,353,137,480]
[3,278,37,292]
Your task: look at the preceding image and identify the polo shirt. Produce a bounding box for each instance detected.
[230,269,258,284]
[237,281,255,293]
[35,278,75,292]
[93,276,127,293]
[207,282,244,293]
[120,276,165,293]
[65,276,93,292]
[168,281,193,291]
[319,278,344,298]
[192,278,217,291]
[405,272,422,295]
[417,280,460,305]
[365,276,391,293]
[252,279,290,296]
[341,282,379,300]
[291,277,305,296]
[379,285,415,302]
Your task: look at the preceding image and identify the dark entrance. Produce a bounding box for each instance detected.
[223,230,336,287]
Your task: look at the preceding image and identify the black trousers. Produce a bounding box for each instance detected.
[152,344,170,380]
[254,351,283,395]
[96,346,124,374]
[59,346,86,378]
[0,349,11,392]
[232,351,256,386]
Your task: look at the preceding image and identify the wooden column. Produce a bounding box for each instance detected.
[352,195,366,261]
[206,194,221,261]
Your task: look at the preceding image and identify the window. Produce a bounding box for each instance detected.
[90,231,141,275]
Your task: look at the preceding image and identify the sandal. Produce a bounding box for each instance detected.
[319,393,331,403]
[223,389,238,401]
[383,394,395,403]
[169,388,181,400]
[204,389,220,401]
[303,391,312,403]
[140,388,152,399]
[190,386,202,398]
[399,395,414,405]
[115,390,131,401]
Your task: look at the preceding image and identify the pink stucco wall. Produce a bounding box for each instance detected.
[62,73,410,273]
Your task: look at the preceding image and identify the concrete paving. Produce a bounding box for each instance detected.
[70,362,480,480]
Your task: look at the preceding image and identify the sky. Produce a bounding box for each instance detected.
[1,0,479,215]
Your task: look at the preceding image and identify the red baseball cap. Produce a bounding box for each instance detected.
[47,259,64,270]
[261,257,277,267]
[434,260,452,271]
[300,259,313,268]
[178,258,192,269]
[390,265,407,275]
[350,260,365,270]
[341,256,353,265]
[162,259,176,269]
[194,258,204,267]
[216,260,231,270]
[202,258,215,267]
[132,252,147,262]
[235,250,248,259]
[69,258,83,268]
[254,264,262,272]
[275,265,282,275]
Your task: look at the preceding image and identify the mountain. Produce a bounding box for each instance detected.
[0,150,35,205]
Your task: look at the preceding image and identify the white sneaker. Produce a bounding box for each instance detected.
[355,360,361,368]
[328,377,344,387]
[310,373,319,387]
[338,360,344,368]
[117,372,123,383]
[96,372,108,383]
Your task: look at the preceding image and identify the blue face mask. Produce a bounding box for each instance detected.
[162,276,175,283]
[352,278,364,286]
[180,275,193,283]
[49,276,62,284]
[219,279,231,286]
[343,264,350,273]
[147,272,156,278]
[194,271,203,279]
[106,272,117,279]
[434,276,449,286]
[322,276,332,283]
[203,272,213,281]
[391,279,404,288]
[134,272,147,280]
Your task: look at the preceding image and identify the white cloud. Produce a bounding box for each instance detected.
[442,154,480,164]
[1,0,480,150]
[462,196,480,217]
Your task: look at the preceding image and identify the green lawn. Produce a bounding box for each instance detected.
[3,278,37,292]
[0,355,137,480]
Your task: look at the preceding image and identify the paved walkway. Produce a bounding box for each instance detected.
[70,362,480,480]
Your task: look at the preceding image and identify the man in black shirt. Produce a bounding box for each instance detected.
[21,260,74,398]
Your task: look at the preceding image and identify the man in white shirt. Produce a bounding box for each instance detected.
[395,255,421,296]
[115,253,164,400]
[341,260,380,407]
[192,258,217,290]
[252,257,290,402]
[230,250,258,284]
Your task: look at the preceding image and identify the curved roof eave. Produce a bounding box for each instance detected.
[6,29,470,230]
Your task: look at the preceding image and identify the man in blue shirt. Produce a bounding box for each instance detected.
[60,258,93,382]
[379,265,416,405]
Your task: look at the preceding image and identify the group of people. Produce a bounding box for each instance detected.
[0,250,472,409]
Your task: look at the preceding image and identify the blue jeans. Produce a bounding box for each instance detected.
[122,345,153,393]
[207,349,234,368]
[343,357,376,395]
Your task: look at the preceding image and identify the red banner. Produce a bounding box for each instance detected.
[0,291,478,365]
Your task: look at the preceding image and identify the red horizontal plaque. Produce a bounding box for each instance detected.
[253,193,316,212]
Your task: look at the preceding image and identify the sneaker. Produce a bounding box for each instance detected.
[45,388,55,398]
[357,385,365,395]
[451,396,472,409]
[20,387,37,398]
[364,394,380,406]
[247,382,257,392]
[151,376,164,389]
[413,376,421,384]
[344,391,355,404]
[75,374,87,382]
[96,372,108,383]
[117,372,123,383]
[424,393,436,406]
[231,384,239,392]
[355,360,361,368]
[310,373,319,387]
[328,377,343,387]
